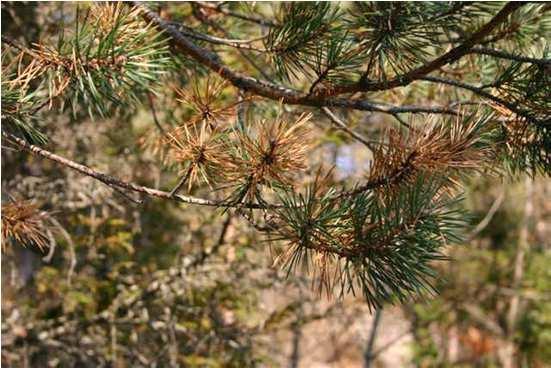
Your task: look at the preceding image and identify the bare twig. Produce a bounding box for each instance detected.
[471,46,551,66]
[170,22,267,51]
[50,217,77,285]
[469,188,505,239]
[364,308,383,368]
[168,166,193,197]
[147,92,165,134]
[321,107,375,151]
[189,4,274,81]
[196,2,278,28]
[188,213,232,268]
[110,185,144,205]
[42,228,57,263]
[420,75,541,125]
[391,113,411,129]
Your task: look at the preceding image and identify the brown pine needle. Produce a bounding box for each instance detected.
[229,112,312,202]
[2,200,51,252]
[166,122,231,192]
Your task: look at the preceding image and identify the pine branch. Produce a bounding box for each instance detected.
[3,132,274,210]
[271,174,465,308]
[132,3,461,117]
[130,0,536,135]
[4,4,171,119]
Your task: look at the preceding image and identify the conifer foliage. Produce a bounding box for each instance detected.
[2,1,550,310]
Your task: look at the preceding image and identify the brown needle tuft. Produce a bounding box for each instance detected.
[166,122,230,192]
[176,76,251,130]
[366,114,492,194]
[230,112,312,203]
[2,200,51,252]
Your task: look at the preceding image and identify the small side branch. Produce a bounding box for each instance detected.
[195,2,278,28]
[169,22,267,51]
[321,107,375,151]
[364,309,383,368]
[420,75,541,125]
[188,213,232,268]
[469,188,505,239]
[471,46,551,66]
[147,92,165,134]
[169,166,193,197]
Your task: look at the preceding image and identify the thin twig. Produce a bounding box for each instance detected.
[43,228,57,263]
[196,2,278,28]
[169,166,193,197]
[469,188,505,239]
[391,113,411,129]
[471,46,551,66]
[188,213,232,268]
[190,5,273,81]
[170,22,267,51]
[420,75,541,125]
[111,185,144,205]
[50,217,77,286]
[147,92,165,134]
[364,308,383,368]
[370,328,412,359]
[321,107,375,151]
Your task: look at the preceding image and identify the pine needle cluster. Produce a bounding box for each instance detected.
[167,123,230,191]
[3,3,171,133]
[1,200,51,252]
[366,113,493,192]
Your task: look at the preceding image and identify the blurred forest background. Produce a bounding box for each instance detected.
[2,2,550,367]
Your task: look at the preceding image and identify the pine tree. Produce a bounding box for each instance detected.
[2,1,550,314]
